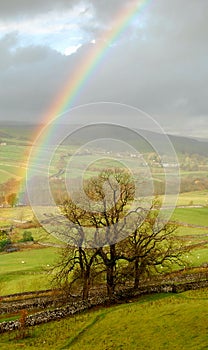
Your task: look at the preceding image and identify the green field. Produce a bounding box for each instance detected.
[0,144,29,183]
[0,207,34,224]
[161,190,208,206]
[0,129,208,349]
[0,247,57,295]
[0,203,208,295]
[172,207,208,226]
[171,207,208,267]
[0,170,18,183]
[0,289,207,349]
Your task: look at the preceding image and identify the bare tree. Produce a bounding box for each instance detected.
[126,204,187,289]
[50,169,187,300]
[49,168,135,299]
[100,200,188,290]
[51,243,100,300]
[83,168,136,298]
[47,199,101,300]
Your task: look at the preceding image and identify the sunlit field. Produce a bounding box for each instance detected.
[0,289,207,350]
[0,247,57,295]
[0,191,208,295]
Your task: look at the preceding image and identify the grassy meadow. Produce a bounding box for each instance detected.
[0,126,208,349]
[0,247,57,295]
[0,190,208,295]
[0,145,30,183]
[0,289,207,349]
[173,207,208,226]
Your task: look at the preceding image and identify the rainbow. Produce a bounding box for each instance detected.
[22,0,152,203]
[34,0,152,140]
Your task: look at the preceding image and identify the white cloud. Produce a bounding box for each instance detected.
[0,3,94,53]
[64,44,82,56]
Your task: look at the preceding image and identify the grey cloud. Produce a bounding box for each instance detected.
[0,0,79,19]
[0,0,129,20]
[87,0,130,20]
[75,30,207,114]
[0,32,18,69]
[0,34,76,120]
[0,32,18,48]
[14,45,63,65]
[0,0,207,138]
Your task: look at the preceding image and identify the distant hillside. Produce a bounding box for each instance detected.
[169,134,208,156]
[0,122,36,141]
[0,122,38,146]
[0,121,208,156]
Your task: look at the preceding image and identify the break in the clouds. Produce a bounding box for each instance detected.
[0,2,95,54]
[0,0,207,138]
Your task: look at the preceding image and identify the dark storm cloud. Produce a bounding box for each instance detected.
[0,33,74,120]
[0,0,207,137]
[82,0,208,134]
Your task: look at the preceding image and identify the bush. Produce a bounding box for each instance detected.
[0,238,11,252]
[19,231,34,243]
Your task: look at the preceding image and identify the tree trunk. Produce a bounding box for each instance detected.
[82,266,91,300]
[106,244,117,299]
[106,265,115,299]
[134,258,140,289]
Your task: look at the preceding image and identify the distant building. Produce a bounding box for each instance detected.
[162,163,178,168]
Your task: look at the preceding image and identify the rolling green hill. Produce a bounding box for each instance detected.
[0,289,207,349]
[1,122,208,155]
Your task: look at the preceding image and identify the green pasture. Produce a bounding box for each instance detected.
[172,207,208,226]
[0,145,28,160]
[175,225,208,238]
[1,193,207,226]
[150,169,208,178]
[171,207,208,267]
[0,207,33,223]
[0,145,29,182]
[177,190,208,206]
[0,289,207,349]
[188,247,208,266]
[10,227,62,245]
[0,247,57,295]
[61,155,141,179]
[0,164,26,172]
[180,170,208,176]
[0,201,208,297]
[157,190,208,207]
[0,170,17,183]
[0,164,25,178]
[0,206,70,244]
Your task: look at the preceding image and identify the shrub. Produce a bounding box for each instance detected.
[0,238,11,251]
[19,231,34,243]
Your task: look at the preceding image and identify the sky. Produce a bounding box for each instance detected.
[0,0,207,137]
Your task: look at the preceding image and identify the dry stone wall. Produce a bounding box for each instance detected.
[0,279,208,333]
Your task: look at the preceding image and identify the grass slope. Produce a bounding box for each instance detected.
[0,248,57,295]
[0,289,207,349]
[172,207,208,227]
[0,204,208,295]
